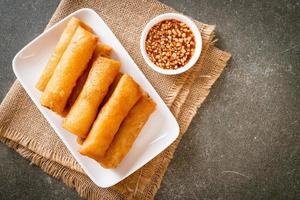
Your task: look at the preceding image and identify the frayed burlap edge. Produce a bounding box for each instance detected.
[0,137,125,200]
[140,47,231,200]
[0,124,83,173]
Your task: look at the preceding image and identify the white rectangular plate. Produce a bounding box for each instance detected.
[12,8,179,187]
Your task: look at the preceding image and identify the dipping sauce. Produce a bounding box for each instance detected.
[145,19,195,70]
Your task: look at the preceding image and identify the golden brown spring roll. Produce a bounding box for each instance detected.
[62,57,120,138]
[63,65,91,116]
[36,17,92,91]
[101,72,123,105]
[93,43,112,59]
[77,137,85,145]
[80,74,142,161]
[40,27,97,114]
[100,95,156,168]
[64,43,113,113]
[75,72,122,145]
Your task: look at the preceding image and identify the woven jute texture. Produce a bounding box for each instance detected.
[0,0,231,199]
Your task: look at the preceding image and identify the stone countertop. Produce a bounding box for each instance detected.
[0,0,299,199]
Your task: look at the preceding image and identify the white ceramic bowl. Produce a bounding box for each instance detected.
[140,13,202,75]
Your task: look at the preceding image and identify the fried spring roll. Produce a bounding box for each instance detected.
[100,95,156,168]
[77,137,85,145]
[62,57,120,138]
[36,17,92,91]
[93,43,112,58]
[63,65,91,115]
[80,74,142,161]
[40,27,97,114]
[101,72,123,105]
[75,72,122,145]
[64,43,113,113]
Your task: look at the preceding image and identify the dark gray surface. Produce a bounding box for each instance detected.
[0,1,82,199]
[0,0,299,199]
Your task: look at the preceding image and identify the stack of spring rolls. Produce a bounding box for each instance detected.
[36,17,156,169]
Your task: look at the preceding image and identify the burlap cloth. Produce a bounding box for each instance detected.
[0,0,231,199]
